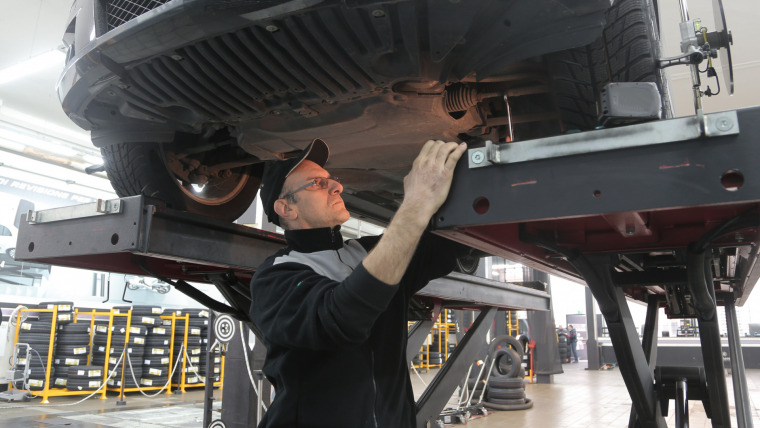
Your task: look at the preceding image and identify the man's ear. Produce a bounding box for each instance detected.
[274,198,297,222]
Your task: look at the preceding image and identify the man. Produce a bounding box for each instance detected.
[249,138,469,427]
[568,324,578,363]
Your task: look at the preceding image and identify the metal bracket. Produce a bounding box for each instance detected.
[26,198,123,224]
[467,111,739,169]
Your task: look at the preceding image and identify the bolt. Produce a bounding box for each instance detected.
[371,9,385,17]
[471,150,485,164]
[716,118,733,132]
[170,54,183,61]
[265,25,279,32]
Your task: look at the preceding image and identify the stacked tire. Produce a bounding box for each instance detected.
[483,335,533,411]
[14,319,56,391]
[170,308,209,386]
[37,301,75,327]
[197,309,222,383]
[136,305,172,388]
[92,311,148,390]
[52,322,92,389]
[558,331,570,363]
[67,365,103,391]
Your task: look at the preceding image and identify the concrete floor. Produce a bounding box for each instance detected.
[1,363,759,427]
[410,361,760,428]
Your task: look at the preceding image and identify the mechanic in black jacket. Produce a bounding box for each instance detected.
[249,137,469,427]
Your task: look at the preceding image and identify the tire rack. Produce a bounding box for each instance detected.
[10,307,105,404]
[99,312,224,396]
[167,313,225,393]
[410,310,456,370]
[8,308,225,403]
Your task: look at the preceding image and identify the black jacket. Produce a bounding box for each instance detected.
[249,226,466,427]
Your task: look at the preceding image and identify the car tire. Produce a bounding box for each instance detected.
[490,348,522,378]
[488,335,525,358]
[101,141,262,222]
[547,0,670,131]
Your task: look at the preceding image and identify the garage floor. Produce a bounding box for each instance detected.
[1,363,759,427]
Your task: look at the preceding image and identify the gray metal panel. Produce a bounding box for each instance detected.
[436,106,760,228]
[416,272,550,311]
[15,196,285,272]
[15,196,549,309]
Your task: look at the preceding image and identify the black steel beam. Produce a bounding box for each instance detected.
[407,320,435,365]
[577,254,667,428]
[629,294,662,428]
[722,292,753,428]
[415,307,497,427]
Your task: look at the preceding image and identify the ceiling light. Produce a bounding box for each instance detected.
[0,49,65,85]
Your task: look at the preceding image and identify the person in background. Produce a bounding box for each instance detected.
[568,324,579,363]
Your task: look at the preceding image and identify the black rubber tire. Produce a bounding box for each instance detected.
[454,248,482,275]
[144,355,172,366]
[57,334,91,345]
[67,378,102,391]
[483,398,534,411]
[18,321,54,334]
[37,312,74,324]
[55,345,90,356]
[131,305,163,316]
[101,142,261,222]
[486,387,526,400]
[491,348,522,378]
[54,356,88,367]
[17,332,56,343]
[37,301,74,311]
[67,365,103,378]
[489,377,525,389]
[546,0,670,131]
[488,335,525,358]
[145,337,171,346]
[58,323,91,334]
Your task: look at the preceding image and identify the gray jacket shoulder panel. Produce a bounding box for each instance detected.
[273,239,368,281]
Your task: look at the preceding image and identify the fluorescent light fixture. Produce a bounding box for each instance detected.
[0,49,65,85]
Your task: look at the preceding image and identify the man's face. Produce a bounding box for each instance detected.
[278,160,350,229]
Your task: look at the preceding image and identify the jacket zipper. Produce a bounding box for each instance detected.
[370,349,379,427]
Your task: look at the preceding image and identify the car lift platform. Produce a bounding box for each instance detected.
[14,194,550,428]
[433,106,760,427]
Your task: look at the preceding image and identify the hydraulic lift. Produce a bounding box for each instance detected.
[434,105,760,427]
[13,194,551,427]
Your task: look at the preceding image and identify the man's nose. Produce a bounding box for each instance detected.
[329,179,343,194]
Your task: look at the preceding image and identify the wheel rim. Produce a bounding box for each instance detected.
[163,149,254,206]
[176,169,253,206]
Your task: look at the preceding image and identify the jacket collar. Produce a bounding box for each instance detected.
[284,226,344,253]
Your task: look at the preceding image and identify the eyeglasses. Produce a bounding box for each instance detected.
[280,176,340,200]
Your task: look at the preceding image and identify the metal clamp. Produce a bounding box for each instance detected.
[467,111,739,169]
[26,198,123,224]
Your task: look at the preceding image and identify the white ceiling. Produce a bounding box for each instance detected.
[0,0,758,160]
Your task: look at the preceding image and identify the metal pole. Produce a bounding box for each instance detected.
[202,311,216,428]
[724,293,753,428]
[675,378,689,428]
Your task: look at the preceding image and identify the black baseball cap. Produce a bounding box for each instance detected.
[260,138,330,226]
